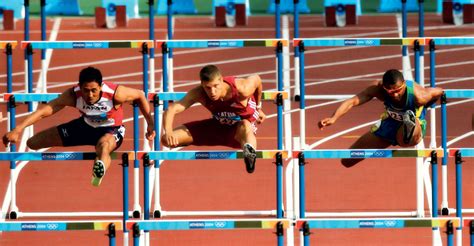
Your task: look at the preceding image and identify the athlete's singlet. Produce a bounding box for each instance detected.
[371,80,427,145]
[74,81,124,128]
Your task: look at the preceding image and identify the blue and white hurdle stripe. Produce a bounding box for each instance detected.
[0,220,121,246]
[126,219,290,246]
[296,217,460,246]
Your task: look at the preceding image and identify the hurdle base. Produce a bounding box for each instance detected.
[153,210,162,218]
[159,210,277,217]
[132,210,141,219]
[445,208,474,215]
[305,211,419,217]
[8,210,18,219]
[441,207,450,215]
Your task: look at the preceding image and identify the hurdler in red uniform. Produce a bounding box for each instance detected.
[162,65,266,173]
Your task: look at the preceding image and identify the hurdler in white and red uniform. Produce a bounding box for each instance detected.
[184,76,259,148]
[57,81,125,148]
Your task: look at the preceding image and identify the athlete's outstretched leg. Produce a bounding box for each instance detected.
[92,134,117,187]
[235,120,257,173]
[341,131,392,168]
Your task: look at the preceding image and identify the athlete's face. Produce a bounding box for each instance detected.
[80,81,102,104]
[383,80,406,101]
[201,75,223,101]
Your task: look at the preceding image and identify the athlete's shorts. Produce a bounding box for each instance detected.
[57,117,125,149]
[184,118,255,148]
[371,115,426,146]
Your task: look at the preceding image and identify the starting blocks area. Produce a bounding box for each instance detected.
[213,0,250,27]
[0,1,24,30]
[442,0,474,25]
[95,0,139,28]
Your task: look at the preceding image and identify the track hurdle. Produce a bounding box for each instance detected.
[292,38,430,218]
[437,87,474,216]
[294,148,443,218]
[14,40,153,218]
[153,39,289,215]
[295,149,444,245]
[2,93,150,219]
[462,217,474,246]
[293,37,425,149]
[448,148,474,246]
[0,220,121,245]
[0,150,135,219]
[137,150,288,219]
[126,218,289,246]
[296,217,460,246]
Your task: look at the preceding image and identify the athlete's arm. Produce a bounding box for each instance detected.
[414,84,444,107]
[161,87,200,145]
[318,83,380,130]
[114,86,155,140]
[2,88,75,146]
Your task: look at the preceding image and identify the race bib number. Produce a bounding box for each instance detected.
[386,108,403,121]
[213,112,241,125]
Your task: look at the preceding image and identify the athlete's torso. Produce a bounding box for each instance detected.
[203,76,258,125]
[74,81,124,127]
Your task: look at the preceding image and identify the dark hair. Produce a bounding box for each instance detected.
[199,65,221,82]
[382,69,404,87]
[79,66,103,86]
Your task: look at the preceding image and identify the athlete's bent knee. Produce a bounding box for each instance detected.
[26,138,41,150]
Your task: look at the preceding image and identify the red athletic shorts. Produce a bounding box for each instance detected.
[184,118,249,148]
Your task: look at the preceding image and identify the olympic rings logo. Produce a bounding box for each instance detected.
[47,223,59,230]
[214,222,227,228]
[383,220,396,227]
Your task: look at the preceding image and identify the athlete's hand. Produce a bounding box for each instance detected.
[2,130,20,147]
[162,132,179,148]
[318,118,336,130]
[257,109,266,124]
[145,125,156,141]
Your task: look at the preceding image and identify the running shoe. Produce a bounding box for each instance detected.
[243,143,257,173]
[91,160,105,187]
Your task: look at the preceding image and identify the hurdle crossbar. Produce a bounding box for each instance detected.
[0,151,135,161]
[449,148,474,157]
[137,150,288,160]
[293,38,425,47]
[293,149,443,159]
[126,218,289,231]
[147,91,289,102]
[0,41,18,49]
[295,218,460,229]
[3,93,59,103]
[444,89,474,99]
[0,220,122,231]
[156,39,288,48]
[21,40,154,49]
[427,37,474,46]
[296,218,460,246]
